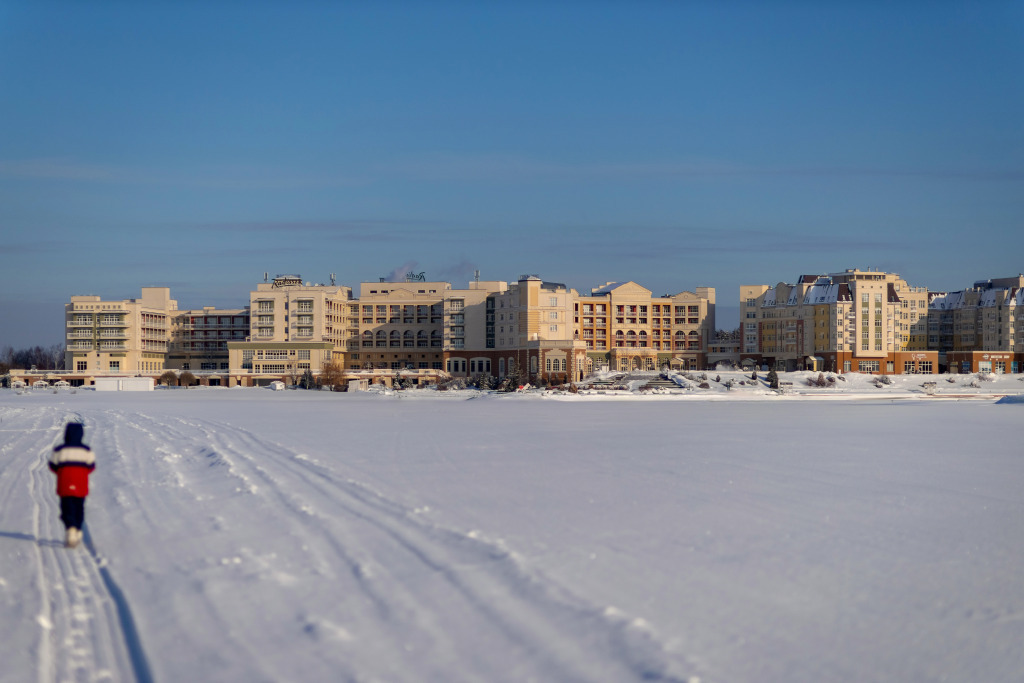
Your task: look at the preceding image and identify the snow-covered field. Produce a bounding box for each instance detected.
[1,372,1023,682]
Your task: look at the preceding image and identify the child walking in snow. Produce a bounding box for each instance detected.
[49,423,95,548]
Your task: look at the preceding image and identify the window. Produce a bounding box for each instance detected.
[858,360,879,372]
[77,361,87,371]
[549,297,558,306]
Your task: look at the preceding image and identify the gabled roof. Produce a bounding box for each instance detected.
[589,281,652,297]
[929,291,966,310]
[802,283,844,305]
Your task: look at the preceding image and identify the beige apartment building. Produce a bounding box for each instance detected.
[64,287,254,386]
[352,277,507,379]
[741,269,935,374]
[492,275,585,384]
[575,282,716,374]
[225,274,353,386]
[65,287,177,379]
[931,275,1024,373]
[167,306,250,374]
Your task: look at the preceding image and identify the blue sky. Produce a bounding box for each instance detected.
[2,1,1022,348]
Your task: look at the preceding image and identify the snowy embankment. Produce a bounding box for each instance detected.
[1,380,1022,682]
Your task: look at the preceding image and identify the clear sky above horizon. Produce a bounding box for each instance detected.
[2,0,1022,349]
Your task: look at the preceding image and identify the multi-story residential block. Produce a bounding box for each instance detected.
[167,306,250,373]
[492,275,584,384]
[931,275,1024,373]
[64,287,178,378]
[350,277,507,378]
[575,282,716,374]
[741,269,935,374]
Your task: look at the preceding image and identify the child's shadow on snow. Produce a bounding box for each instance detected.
[0,530,65,548]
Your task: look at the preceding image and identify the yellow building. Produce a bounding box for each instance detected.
[65,287,177,379]
[741,269,934,374]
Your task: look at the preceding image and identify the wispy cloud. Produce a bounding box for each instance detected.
[0,158,365,189]
[0,159,116,181]
[376,154,1024,183]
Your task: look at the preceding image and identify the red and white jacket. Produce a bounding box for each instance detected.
[49,445,95,497]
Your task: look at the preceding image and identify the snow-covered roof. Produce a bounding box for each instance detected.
[930,291,966,310]
[590,282,624,295]
[979,288,1001,308]
[802,283,843,305]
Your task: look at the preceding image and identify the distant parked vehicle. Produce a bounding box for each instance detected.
[32,380,49,389]
[54,380,71,388]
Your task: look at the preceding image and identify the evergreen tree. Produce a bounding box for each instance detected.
[767,367,779,390]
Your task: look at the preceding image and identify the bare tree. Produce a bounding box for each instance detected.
[319,360,345,391]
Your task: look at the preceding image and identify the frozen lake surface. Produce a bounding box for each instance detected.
[1,376,1022,682]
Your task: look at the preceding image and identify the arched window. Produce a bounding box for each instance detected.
[403,330,414,347]
[499,358,505,376]
[431,330,442,347]
[417,330,428,347]
[362,330,373,347]
[390,330,401,347]
[546,357,552,372]
[376,330,387,347]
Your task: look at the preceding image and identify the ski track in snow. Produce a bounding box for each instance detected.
[0,406,138,683]
[98,407,694,682]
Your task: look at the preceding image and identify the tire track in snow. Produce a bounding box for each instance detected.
[144,411,693,682]
[6,405,148,683]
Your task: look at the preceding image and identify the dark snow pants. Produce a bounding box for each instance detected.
[60,496,86,530]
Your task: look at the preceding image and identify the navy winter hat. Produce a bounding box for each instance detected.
[64,423,85,446]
